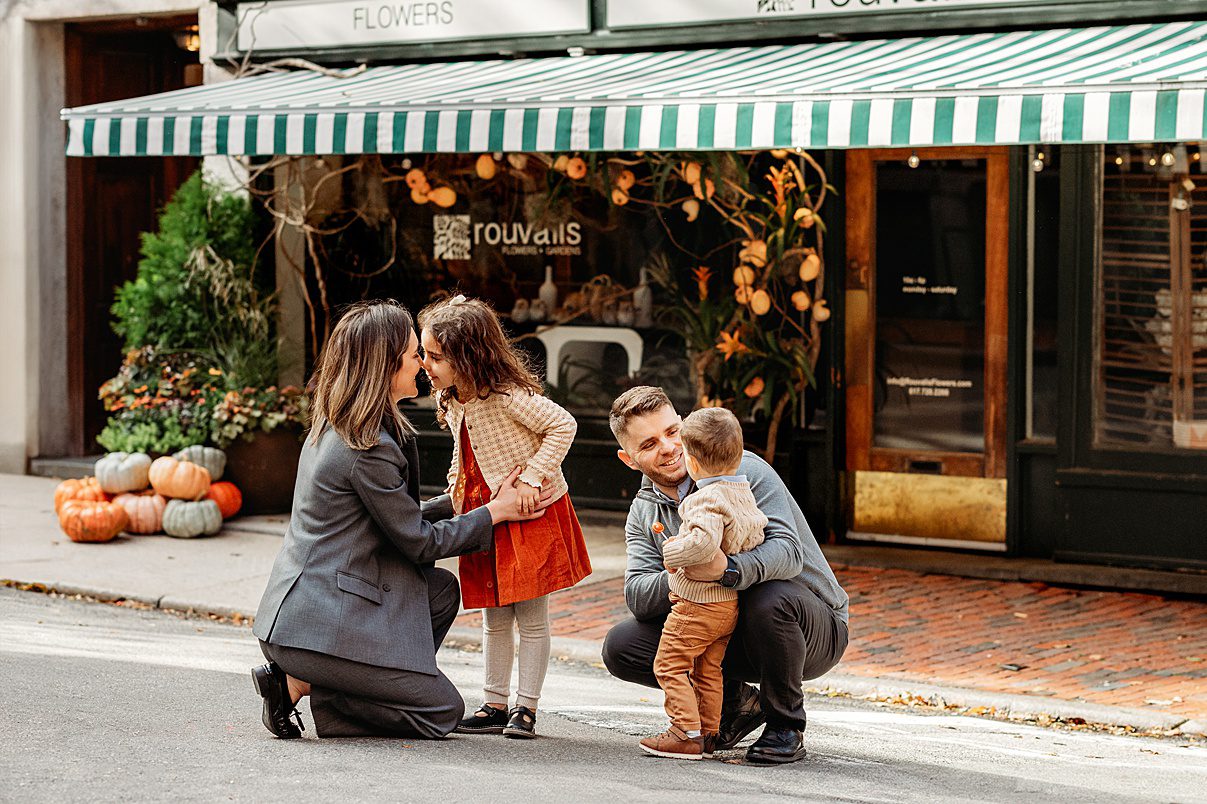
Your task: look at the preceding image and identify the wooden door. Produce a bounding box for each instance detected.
[64,18,199,453]
[845,148,1009,547]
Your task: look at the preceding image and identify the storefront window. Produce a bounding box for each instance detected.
[873,159,987,453]
[1096,144,1207,451]
[313,153,698,419]
[304,150,832,437]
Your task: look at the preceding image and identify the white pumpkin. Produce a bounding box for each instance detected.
[94,452,152,494]
[162,499,223,539]
[172,445,226,481]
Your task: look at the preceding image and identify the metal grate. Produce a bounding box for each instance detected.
[1096,147,1207,450]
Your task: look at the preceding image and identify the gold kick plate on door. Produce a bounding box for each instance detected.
[853,471,1007,543]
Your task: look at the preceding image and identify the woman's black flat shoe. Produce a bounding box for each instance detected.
[503,705,537,739]
[252,662,304,739]
[455,704,509,734]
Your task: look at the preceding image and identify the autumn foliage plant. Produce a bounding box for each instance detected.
[98,170,307,454]
[97,348,220,454]
[602,151,832,460]
[97,347,306,453]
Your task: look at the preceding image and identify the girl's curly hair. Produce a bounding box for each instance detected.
[417,295,542,427]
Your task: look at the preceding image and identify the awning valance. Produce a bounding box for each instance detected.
[64,21,1207,156]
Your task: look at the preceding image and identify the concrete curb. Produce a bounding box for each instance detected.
[1,579,255,622]
[8,578,1203,739]
[804,674,1195,734]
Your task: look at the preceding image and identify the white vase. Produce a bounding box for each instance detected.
[539,265,558,315]
[633,267,654,328]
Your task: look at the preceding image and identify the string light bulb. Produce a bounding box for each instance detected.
[907,151,920,169]
[1161,150,1177,167]
[1114,156,1124,166]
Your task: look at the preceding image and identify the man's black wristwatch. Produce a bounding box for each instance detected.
[719,557,741,589]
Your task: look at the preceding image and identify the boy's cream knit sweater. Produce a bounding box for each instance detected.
[442,390,575,514]
[661,479,767,604]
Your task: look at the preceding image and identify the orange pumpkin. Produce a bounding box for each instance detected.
[113,492,167,534]
[54,477,108,514]
[206,481,243,519]
[58,500,128,543]
[148,456,211,501]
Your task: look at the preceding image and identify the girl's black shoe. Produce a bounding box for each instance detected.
[455,704,509,734]
[251,662,304,739]
[503,705,537,739]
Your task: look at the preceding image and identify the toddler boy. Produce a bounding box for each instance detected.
[638,407,767,760]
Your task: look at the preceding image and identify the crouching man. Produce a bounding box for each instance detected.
[602,386,849,764]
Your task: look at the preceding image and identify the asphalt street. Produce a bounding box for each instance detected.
[1,588,1204,804]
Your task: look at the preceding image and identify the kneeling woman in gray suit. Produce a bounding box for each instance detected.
[251,299,547,740]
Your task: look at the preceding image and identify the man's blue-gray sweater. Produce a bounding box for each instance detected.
[623,451,849,623]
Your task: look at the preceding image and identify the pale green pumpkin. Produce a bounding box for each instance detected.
[172,445,227,481]
[162,499,223,538]
[94,452,152,494]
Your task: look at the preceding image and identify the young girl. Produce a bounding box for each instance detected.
[417,294,592,739]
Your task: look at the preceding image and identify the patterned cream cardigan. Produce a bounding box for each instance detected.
[442,389,576,515]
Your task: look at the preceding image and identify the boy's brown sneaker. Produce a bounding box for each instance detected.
[639,728,704,760]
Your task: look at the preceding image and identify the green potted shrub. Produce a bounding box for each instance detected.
[101,169,307,514]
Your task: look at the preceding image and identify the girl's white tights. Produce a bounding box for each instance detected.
[482,594,551,711]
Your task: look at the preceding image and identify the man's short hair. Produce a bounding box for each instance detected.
[680,407,745,474]
[609,386,674,445]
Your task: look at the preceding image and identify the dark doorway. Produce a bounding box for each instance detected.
[844,148,1010,548]
[64,16,199,454]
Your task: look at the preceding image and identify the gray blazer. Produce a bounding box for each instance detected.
[253,424,493,675]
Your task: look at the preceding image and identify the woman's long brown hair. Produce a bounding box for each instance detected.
[417,295,542,428]
[308,300,417,450]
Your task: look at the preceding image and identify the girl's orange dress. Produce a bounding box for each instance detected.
[456,420,592,608]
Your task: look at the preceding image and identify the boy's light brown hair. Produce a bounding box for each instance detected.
[681,407,745,475]
[609,385,673,445]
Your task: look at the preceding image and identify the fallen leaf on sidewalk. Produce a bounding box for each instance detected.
[1012,612,1028,619]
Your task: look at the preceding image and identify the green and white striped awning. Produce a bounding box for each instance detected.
[64,21,1207,156]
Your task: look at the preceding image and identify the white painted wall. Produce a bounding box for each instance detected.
[0,0,202,472]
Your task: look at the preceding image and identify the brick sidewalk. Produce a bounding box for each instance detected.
[455,564,1207,722]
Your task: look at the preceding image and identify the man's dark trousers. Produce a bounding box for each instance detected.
[602,576,848,730]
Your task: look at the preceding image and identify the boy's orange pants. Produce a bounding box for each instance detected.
[653,593,740,734]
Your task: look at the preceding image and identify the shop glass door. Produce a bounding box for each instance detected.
[844,148,1009,548]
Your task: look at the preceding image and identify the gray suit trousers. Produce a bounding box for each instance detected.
[259,566,465,739]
